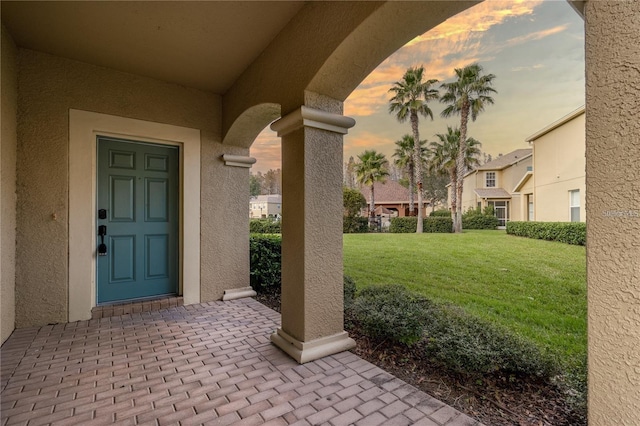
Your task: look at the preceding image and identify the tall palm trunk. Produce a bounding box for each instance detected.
[369,183,375,218]
[410,113,424,233]
[449,169,457,231]
[454,101,470,233]
[408,163,415,214]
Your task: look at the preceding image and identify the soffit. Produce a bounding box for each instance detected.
[1,1,305,94]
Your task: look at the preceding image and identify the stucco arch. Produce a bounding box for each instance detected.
[222,102,281,148]
[222,1,476,138]
[306,1,477,101]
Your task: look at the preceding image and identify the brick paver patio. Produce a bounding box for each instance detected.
[1,298,482,425]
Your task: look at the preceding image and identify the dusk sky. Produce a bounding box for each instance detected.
[250,0,585,173]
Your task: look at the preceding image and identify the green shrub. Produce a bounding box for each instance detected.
[430,209,452,217]
[460,207,499,229]
[250,219,281,234]
[343,216,369,233]
[389,217,453,233]
[506,221,586,246]
[343,275,357,308]
[462,214,499,229]
[352,284,431,345]
[249,234,281,294]
[423,303,558,377]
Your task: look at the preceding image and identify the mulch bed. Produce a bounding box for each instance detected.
[254,293,586,426]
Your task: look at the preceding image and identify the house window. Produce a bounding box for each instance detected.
[569,190,580,222]
[527,194,534,221]
[486,172,496,188]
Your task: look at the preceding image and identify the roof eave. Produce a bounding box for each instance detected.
[526,105,585,142]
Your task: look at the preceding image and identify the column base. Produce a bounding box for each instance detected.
[222,287,257,301]
[271,328,356,364]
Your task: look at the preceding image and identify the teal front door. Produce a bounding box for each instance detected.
[97,137,178,304]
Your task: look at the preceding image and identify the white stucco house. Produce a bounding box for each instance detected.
[250,194,282,219]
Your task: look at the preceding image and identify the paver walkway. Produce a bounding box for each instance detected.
[1,298,482,426]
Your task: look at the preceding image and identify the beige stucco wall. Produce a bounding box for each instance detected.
[1,26,18,344]
[533,112,585,222]
[585,1,640,424]
[16,49,249,327]
[501,158,531,221]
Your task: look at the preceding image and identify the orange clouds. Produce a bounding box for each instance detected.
[250,128,281,173]
[346,0,552,118]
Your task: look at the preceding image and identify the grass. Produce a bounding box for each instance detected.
[343,230,587,372]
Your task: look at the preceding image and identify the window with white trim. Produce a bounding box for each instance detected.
[486,172,496,188]
[569,190,580,222]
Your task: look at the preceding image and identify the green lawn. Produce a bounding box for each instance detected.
[343,230,587,370]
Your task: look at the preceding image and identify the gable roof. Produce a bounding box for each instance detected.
[358,180,411,203]
[513,171,533,193]
[474,188,512,199]
[526,105,585,142]
[476,149,532,171]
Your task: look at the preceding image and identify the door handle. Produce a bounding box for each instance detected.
[98,225,107,256]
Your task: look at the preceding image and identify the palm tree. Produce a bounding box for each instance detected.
[440,63,496,232]
[428,127,482,225]
[392,134,427,216]
[354,150,389,219]
[389,66,439,232]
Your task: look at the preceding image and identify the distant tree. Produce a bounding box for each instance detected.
[343,186,366,217]
[354,150,389,218]
[389,66,439,232]
[392,134,428,216]
[343,156,357,188]
[422,171,449,213]
[249,173,262,196]
[440,63,496,232]
[481,152,493,165]
[263,168,282,195]
[428,126,482,222]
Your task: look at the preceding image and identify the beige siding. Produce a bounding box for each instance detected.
[15,50,249,327]
[532,112,585,222]
[1,26,18,344]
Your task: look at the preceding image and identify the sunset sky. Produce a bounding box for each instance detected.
[250,0,585,173]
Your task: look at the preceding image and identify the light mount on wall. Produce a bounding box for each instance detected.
[221,154,257,168]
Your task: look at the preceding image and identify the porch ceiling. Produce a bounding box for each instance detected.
[1,1,305,94]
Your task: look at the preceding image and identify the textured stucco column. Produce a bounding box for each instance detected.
[270,94,356,363]
[585,1,640,424]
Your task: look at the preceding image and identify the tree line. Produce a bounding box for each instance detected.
[349,63,497,233]
[250,168,282,196]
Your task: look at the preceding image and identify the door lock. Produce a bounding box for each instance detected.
[98,225,107,256]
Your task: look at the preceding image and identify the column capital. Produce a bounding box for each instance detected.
[270,106,355,137]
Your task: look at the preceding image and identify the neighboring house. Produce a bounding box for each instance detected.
[450,107,586,227]
[526,106,586,222]
[451,149,533,227]
[250,194,282,219]
[358,180,428,219]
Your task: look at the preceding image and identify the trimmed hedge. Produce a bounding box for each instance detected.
[249,234,281,294]
[430,209,452,217]
[462,214,499,230]
[250,219,281,234]
[343,216,369,233]
[506,221,586,246]
[389,217,453,233]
